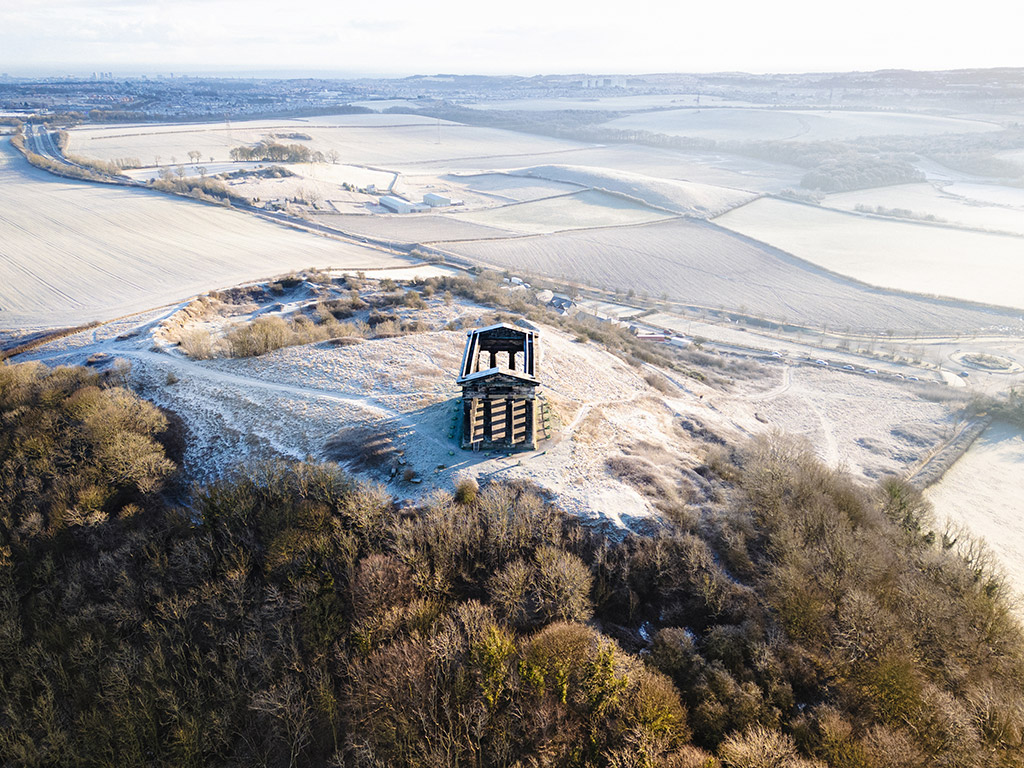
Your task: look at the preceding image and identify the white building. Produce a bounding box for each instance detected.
[423,192,452,207]
[380,195,427,214]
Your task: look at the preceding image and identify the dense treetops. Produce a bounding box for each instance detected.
[1,360,1023,767]
[230,140,320,164]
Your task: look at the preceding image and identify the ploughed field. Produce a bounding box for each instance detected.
[65,114,592,168]
[449,189,677,234]
[434,218,1021,333]
[715,198,1024,310]
[0,139,408,328]
[35,113,1024,341]
[308,212,512,243]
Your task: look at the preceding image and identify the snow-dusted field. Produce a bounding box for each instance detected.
[452,189,677,234]
[0,140,410,328]
[309,212,510,243]
[67,115,592,168]
[506,165,758,217]
[448,173,582,202]
[601,108,1002,142]
[435,218,1020,333]
[926,423,1024,601]
[823,183,1024,237]
[715,198,1024,310]
[942,183,1024,209]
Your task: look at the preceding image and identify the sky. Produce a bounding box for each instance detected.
[0,0,1019,77]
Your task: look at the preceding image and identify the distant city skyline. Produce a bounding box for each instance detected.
[1,0,1018,78]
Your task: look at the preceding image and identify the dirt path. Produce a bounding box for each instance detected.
[745,365,792,402]
[804,394,841,467]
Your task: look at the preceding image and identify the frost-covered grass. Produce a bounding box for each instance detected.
[926,423,1024,600]
[715,197,1024,309]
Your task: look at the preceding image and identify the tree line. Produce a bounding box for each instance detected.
[230,140,323,164]
[1,360,1023,767]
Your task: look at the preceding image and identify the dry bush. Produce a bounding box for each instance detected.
[0,362,175,533]
[351,554,415,623]
[371,318,405,338]
[226,315,294,357]
[489,559,533,629]
[645,371,677,394]
[718,726,823,768]
[657,744,721,767]
[176,327,216,359]
[403,290,427,309]
[534,546,593,624]
[454,476,478,505]
[859,725,926,768]
[223,314,365,357]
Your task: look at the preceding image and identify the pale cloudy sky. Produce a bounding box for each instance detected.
[0,0,1017,76]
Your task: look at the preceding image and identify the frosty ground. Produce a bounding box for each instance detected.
[16,273,975,539]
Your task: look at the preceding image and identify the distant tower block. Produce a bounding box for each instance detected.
[457,323,541,451]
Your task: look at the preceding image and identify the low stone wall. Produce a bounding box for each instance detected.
[909,416,993,489]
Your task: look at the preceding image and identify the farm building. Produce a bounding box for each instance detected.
[549,294,575,314]
[457,323,541,450]
[423,192,452,207]
[379,195,427,214]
